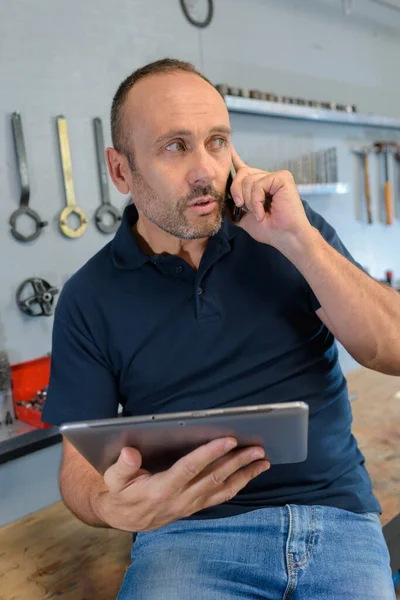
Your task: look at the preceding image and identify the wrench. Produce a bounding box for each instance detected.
[10,112,48,242]
[56,116,87,238]
[93,118,121,234]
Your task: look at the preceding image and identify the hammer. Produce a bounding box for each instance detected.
[374,142,397,225]
[353,149,372,224]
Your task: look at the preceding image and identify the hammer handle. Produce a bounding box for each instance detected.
[362,154,372,224]
[384,181,393,225]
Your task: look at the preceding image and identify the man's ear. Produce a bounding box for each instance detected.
[106,147,131,194]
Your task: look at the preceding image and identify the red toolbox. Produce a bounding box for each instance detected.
[11,355,52,429]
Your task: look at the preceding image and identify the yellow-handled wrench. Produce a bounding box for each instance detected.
[56,116,87,238]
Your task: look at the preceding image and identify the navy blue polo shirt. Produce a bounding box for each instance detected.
[43,202,380,518]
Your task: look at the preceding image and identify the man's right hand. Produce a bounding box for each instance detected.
[95,438,270,533]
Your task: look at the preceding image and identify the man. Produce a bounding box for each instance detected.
[42,58,399,599]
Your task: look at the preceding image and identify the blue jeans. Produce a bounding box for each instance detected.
[117,504,395,599]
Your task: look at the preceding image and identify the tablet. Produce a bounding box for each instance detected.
[60,401,309,475]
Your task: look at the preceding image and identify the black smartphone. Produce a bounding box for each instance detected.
[225,166,242,222]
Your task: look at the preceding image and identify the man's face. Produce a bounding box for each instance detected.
[123,72,232,239]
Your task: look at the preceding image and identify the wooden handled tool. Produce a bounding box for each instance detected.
[362,153,373,225]
[384,180,393,225]
[395,148,400,216]
[374,142,396,225]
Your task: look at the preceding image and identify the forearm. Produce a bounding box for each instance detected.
[59,451,110,528]
[279,227,400,375]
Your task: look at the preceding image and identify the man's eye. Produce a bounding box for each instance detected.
[166,141,185,152]
[209,137,228,148]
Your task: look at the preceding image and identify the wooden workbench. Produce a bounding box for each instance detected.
[0,367,399,600]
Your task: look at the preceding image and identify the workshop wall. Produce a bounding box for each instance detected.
[1,0,400,373]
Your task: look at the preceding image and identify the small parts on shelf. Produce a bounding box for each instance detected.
[11,355,52,429]
[5,411,13,434]
[274,148,338,185]
[215,84,357,114]
[224,95,400,129]
[16,386,47,412]
[0,351,15,431]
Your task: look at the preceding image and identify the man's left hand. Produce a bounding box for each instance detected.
[230,146,314,251]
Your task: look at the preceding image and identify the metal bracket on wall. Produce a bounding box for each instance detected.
[179,0,213,28]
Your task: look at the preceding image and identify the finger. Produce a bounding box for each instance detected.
[249,178,270,222]
[192,445,270,490]
[242,175,270,221]
[165,437,238,488]
[204,459,271,508]
[230,144,247,172]
[104,446,144,494]
[231,172,265,208]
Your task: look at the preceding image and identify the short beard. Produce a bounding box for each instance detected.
[130,164,225,240]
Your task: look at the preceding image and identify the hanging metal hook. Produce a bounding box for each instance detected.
[342,0,354,15]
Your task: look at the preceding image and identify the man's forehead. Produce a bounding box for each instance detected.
[125,72,230,138]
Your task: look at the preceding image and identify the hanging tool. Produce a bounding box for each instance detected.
[352,149,373,224]
[0,351,14,426]
[362,152,372,224]
[179,0,213,29]
[93,118,121,234]
[374,142,396,225]
[56,116,88,238]
[16,277,59,317]
[9,113,48,242]
[394,146,400,216]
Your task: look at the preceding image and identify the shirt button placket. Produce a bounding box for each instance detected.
[195,285,204,320]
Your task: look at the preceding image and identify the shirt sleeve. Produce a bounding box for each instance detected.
[302,200,368,312]
[42,307,121,427]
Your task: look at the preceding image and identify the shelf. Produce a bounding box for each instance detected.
[225,95,400,130]
[297,183,349,195]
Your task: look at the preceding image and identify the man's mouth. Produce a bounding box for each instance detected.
[189,195,215,206]
[188,196,217,214]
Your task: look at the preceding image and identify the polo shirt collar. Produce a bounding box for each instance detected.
[111,203,240,271]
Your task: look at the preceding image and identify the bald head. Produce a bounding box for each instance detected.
[121,71,229,167]
[110,58,223,163]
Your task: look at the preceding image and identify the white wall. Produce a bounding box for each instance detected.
[1,0,400,372]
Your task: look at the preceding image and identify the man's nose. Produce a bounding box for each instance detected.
[186,149,216,186]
